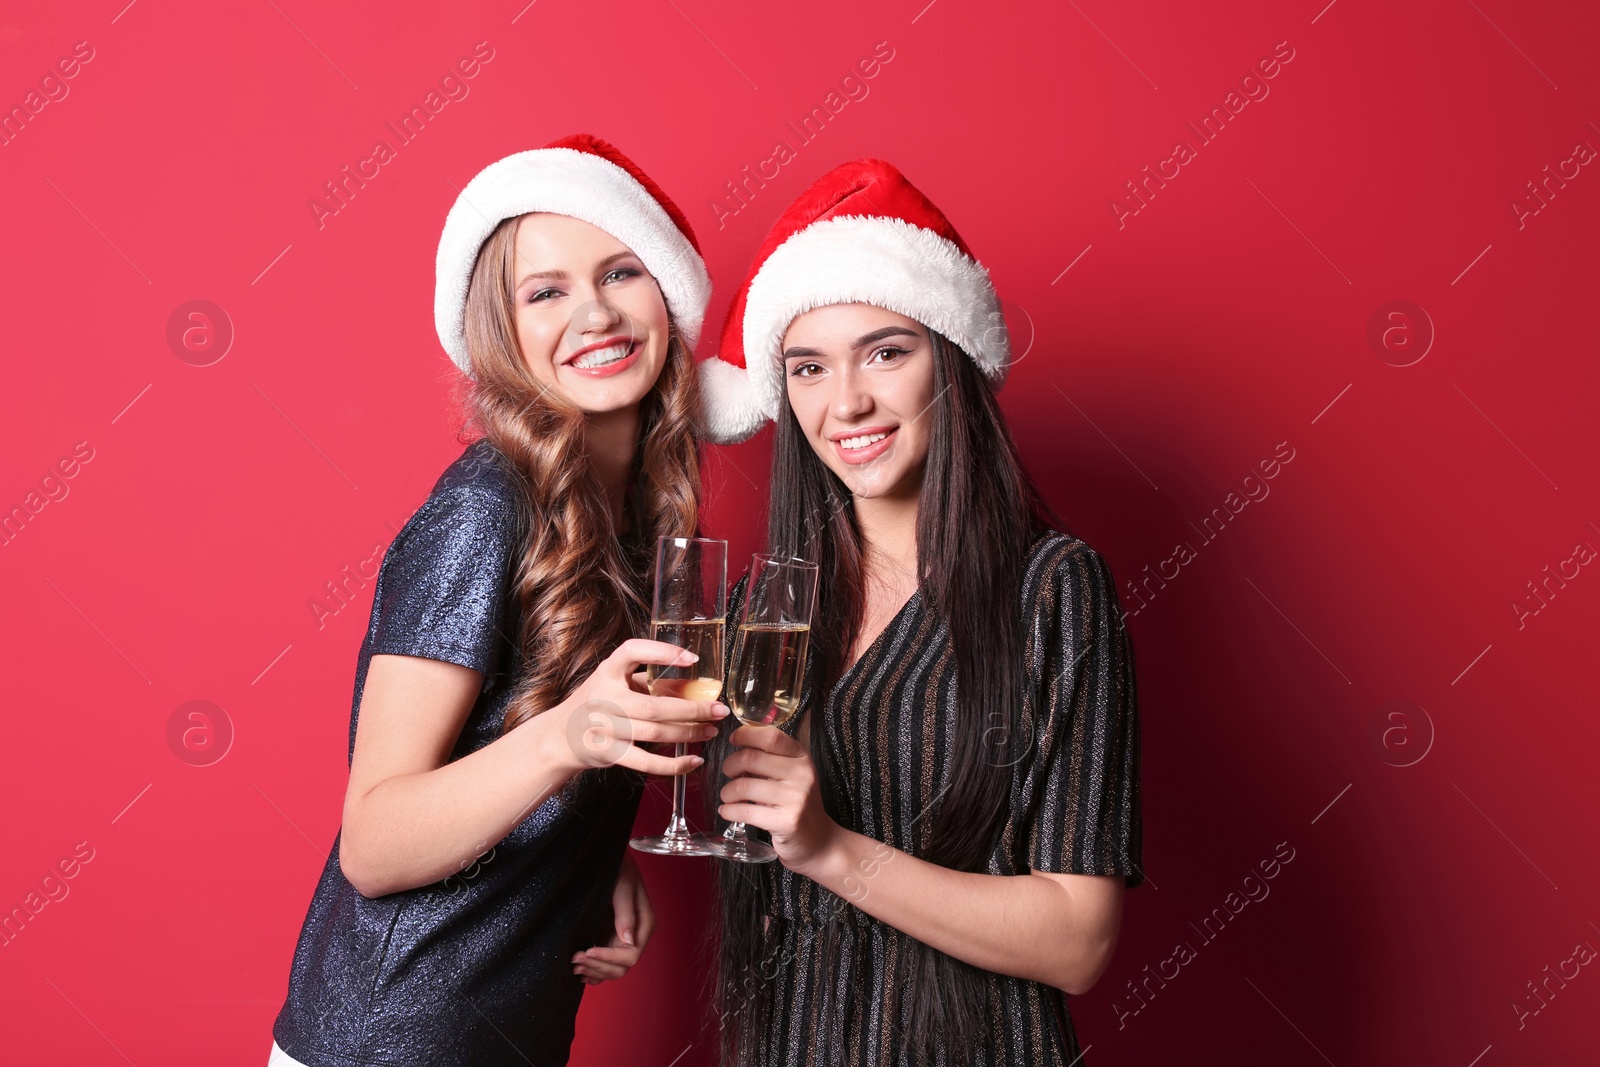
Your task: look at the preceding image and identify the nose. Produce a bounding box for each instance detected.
[829,362,873,423]
[571,288,623,336]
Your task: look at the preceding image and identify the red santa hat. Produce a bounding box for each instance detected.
[696,158,1010,445]
[434,133,712,375]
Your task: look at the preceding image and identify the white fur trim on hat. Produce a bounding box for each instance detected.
[434,147,712,375]
[695,356,769,444]
[736,215,1009,423]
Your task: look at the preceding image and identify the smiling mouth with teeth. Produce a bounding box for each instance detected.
[570,341,635,369]
[840,431,891,450]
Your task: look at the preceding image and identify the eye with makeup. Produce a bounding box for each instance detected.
[524,266,643,305]
[789,343,912,379]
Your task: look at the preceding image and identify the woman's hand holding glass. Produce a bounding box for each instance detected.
[553,638,728,776]
[630,537,729,856]
[716,553,820,863]
[718,724,840,873]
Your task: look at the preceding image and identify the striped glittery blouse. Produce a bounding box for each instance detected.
[709,530,1143,1067]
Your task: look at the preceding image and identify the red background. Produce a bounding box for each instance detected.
[1,0,1596,1063]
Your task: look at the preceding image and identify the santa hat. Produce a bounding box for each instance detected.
[434,133,712,375]
[697,158,1009,445]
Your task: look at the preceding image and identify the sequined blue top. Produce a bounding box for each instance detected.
[273,439,644,1066]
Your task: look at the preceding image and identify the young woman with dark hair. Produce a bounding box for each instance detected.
[697,159,1145,1066]
[268,134,731,1067]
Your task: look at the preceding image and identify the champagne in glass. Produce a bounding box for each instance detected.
[629,537,727,858]
[718,554,819,864]
[646,619,726,704]
[727,624,810,727]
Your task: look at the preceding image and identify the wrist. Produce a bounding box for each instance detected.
[809,828,904,913]
[792,821,853,884]
[518,701,585,783]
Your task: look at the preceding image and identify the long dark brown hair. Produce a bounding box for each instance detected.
[458,214,702,734]
[707,329,1059,1067]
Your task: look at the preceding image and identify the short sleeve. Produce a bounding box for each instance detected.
[368,484,520,676]
[1022,540,1144,888]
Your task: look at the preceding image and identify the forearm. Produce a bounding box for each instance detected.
[340,712,576,896]
[803,829,1118,993]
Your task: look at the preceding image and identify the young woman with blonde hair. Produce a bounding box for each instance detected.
[269,134,729,1067]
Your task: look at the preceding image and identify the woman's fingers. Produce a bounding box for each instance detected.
[721,746,797,781]
[564,700,720,770]
[717,801,778,831]
[612,638,702,672]
[632,874,655,950]
[615,719,719,746]
[729,723,805,755]
[574,963,625,983]
[720,774,792,808]
[611,863,637,949]
[618,746,704,778]
[573,948,633,982]
[583,944,641,968]
[719,779,808,840]
[627,691,728,725]
[572,961,626,982]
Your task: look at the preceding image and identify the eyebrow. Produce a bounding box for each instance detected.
[515,250,640,289]
[782,325,921,360]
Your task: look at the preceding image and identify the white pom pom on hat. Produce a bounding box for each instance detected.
[433,133,712,376]
[697,157,1009,445]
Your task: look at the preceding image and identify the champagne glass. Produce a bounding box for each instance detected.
[629,537,727,857]
[716,553,819,864]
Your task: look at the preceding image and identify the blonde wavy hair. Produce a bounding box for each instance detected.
[457,214,702,735]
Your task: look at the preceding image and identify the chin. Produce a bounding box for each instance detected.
[848,480,899,499]
[567,381,656,414]
[841,444,927,499]
[838,461,904,498]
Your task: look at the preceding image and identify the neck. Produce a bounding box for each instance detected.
[585,404,642,529]
[852,487,920,590]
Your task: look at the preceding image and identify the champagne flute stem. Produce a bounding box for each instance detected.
[666,742,690,838]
